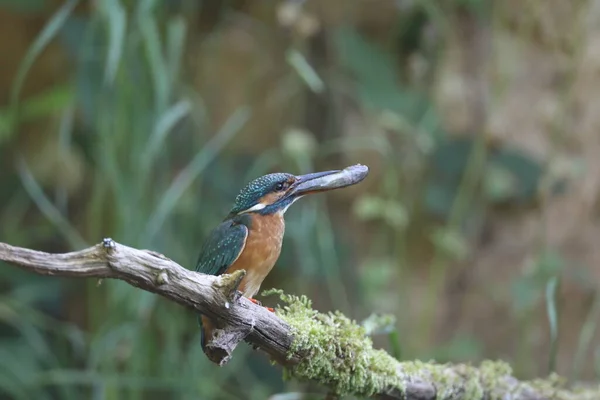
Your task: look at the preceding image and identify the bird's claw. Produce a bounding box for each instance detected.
[249,298,274,312]
[249,298,262,306]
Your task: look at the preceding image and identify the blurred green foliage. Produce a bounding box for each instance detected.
[0,0,594,399]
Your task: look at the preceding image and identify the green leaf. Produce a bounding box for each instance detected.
[430,138,474,179]
[21,84,73,121]
[489,147,545,203]
[430,228,469,261]
[7,0,78,140]
[138,4,169,113]
[281,128,318,160]
[58,16,104,127]
[143,99,192,169]
[424,181,457,218]
[511,278,540,314]
[483,164,518,202]
[545,276,559,373]
[333,27,433,124]
[16,159,87,250]
[384,201,409,229]
[0,111,15,141]
[572,291,600,380]
[0,0,46,13]
[358,257,396,305]
[286,48,325,93]
[143,107,251,243]
[98,0,127,84]
[166,16,187,85]
[0,85,73,144]
[335,27,397,91]
[537,250,565,279]
[353,195,385,220]
[424,138,475,217]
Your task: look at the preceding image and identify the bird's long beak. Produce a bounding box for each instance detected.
[289,164,369,197]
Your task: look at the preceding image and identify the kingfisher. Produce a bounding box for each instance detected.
[195,165,368,353]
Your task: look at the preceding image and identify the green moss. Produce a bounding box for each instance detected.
[262,289,526,399]
[262,289,600,400]
[415,360,516,400]
[263,289,404,397]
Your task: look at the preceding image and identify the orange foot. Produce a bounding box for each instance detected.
[248,298,274,312]
[249,298,262,306]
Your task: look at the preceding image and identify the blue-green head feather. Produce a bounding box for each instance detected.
[229,173,295,216]
[227,168,362,217]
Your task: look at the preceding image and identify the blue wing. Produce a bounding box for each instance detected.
[195,220,248,276]
[195,219,248,350]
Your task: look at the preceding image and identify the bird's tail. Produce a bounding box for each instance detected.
[197,314,206,350]
[198,314,215,352]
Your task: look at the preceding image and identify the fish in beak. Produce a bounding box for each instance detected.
[288,164,369,198]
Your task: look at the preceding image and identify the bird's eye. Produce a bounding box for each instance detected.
[275,182,285,191]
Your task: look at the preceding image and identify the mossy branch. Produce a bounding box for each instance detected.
[1,240,599,399]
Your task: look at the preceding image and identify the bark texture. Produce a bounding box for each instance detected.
[1,239,599,400]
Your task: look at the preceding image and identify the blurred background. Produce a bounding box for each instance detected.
[0,0,599,398]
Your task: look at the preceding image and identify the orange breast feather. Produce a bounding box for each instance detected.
[226,213,285,298]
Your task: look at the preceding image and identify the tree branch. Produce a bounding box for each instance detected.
[1,239,599,400]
